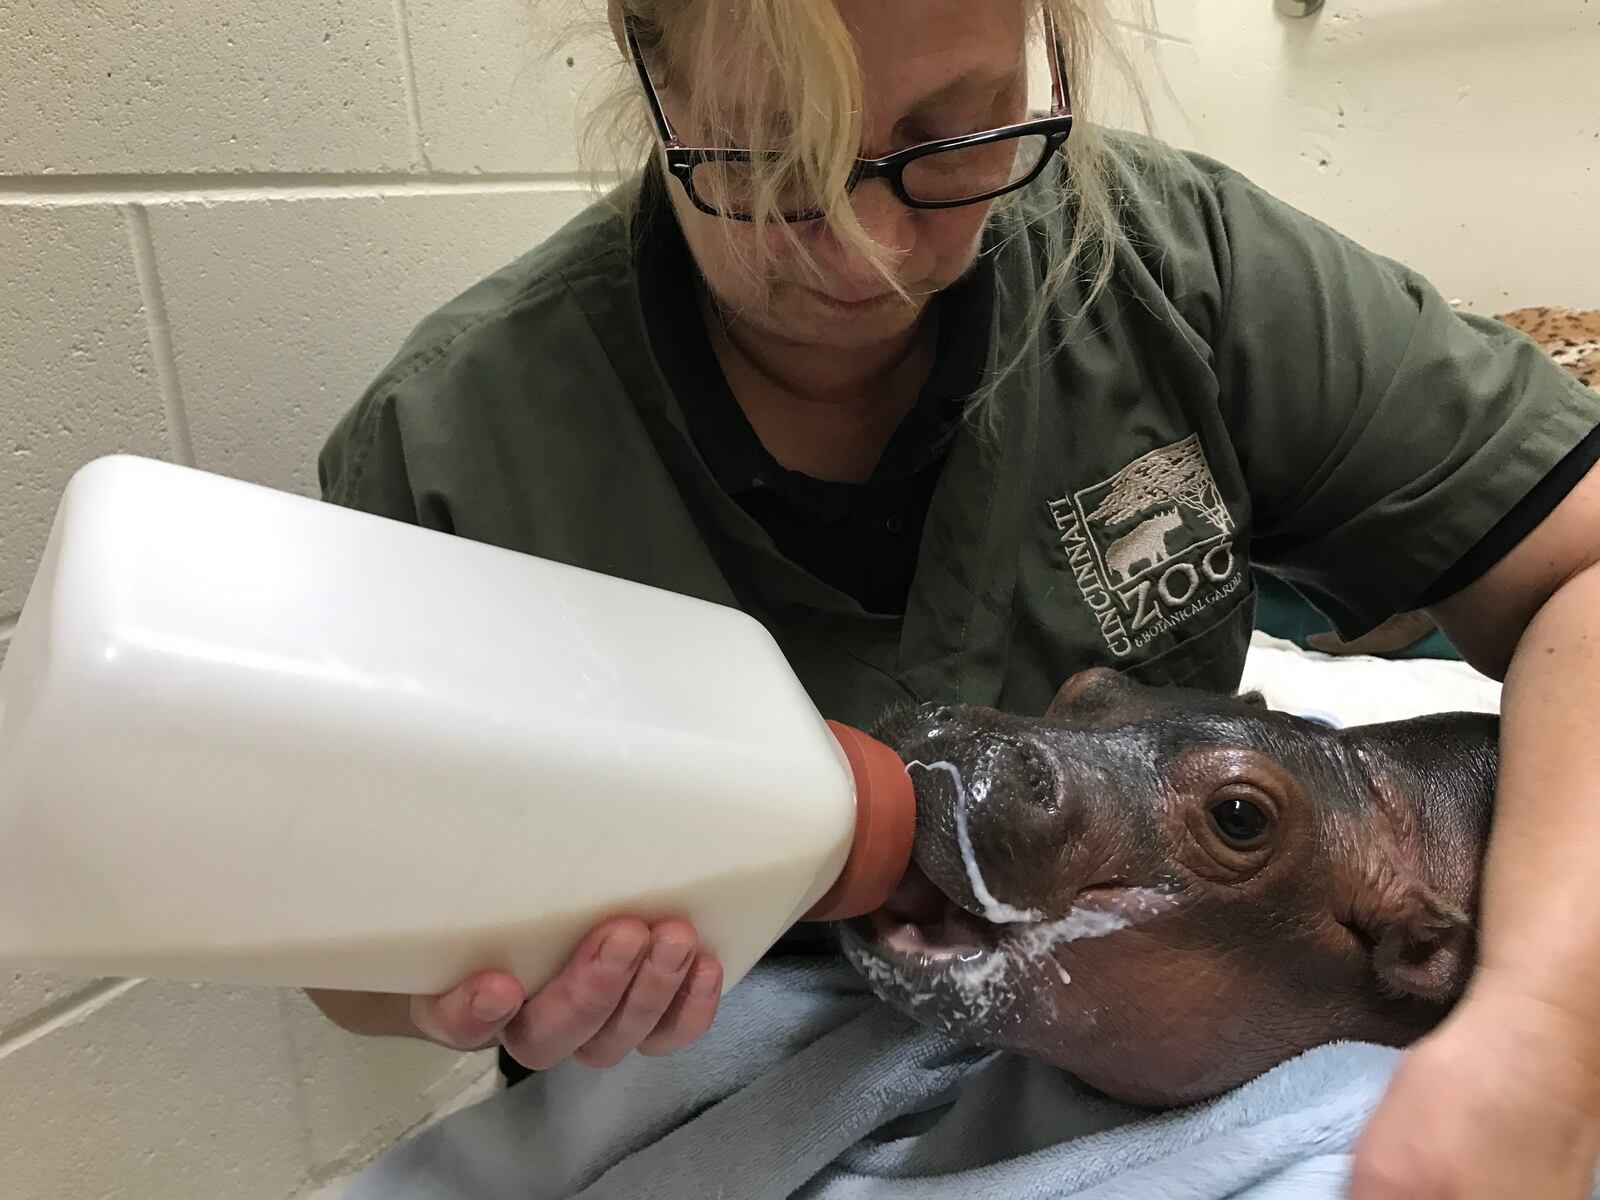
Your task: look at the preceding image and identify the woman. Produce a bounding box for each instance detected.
[308,1,1600,1195]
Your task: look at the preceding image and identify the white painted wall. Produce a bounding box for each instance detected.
[1101,0,1600,313]
[0,1,1595,1197]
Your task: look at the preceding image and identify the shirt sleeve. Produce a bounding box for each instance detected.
[1203,164,1600,639]
[317,390,423,524]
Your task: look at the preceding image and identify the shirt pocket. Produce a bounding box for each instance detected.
[1119,581,1257,692]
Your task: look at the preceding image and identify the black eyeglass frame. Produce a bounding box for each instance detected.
[624,10,1075,222]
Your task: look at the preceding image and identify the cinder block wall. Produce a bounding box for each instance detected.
[2,1,1597,1197]
[0,2,614,1197]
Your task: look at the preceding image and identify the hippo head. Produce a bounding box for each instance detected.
[839,667,1499,1108]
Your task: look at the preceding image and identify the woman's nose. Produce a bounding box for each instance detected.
[808,178,913,286]
[851,177,916,253]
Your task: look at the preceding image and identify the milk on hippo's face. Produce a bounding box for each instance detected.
[838,668,1499,1108]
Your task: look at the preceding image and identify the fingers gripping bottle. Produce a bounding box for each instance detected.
[0,456,915,995]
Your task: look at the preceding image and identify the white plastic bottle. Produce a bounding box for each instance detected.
[0,456,914,996]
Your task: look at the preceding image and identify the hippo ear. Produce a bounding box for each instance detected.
[1046,666,1125,719]
[1364,887,1475,1003]
[1342,735,1489,1004]
[1235,690,1269,710]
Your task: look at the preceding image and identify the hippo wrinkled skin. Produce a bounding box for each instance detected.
[840,667,1499,1108]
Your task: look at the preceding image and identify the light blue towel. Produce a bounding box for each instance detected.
[340,959,1599,1199]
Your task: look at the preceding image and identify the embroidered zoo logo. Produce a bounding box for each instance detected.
[1048,435,1241,658]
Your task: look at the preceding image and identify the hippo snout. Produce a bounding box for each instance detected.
[876,705,1072,922]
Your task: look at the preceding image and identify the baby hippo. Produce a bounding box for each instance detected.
[839,666,1498,1109]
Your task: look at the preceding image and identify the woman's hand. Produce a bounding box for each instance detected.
[418,916,722,1068]
[1350,979,1600,1199]
[310,916,722,1069]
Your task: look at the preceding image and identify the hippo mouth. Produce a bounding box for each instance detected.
[850,856,1158,970]
[840,848,1181,1035]
[860,858,1003,965]
[837,855,1026,1036]
[838,735,1181,1032]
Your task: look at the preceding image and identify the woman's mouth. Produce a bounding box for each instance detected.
[802,286,895,313]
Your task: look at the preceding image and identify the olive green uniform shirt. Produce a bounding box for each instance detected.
[319,136,1600,732]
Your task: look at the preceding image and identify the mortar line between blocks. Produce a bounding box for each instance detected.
[390,0,435,172]
[0,979,141,1060]
[123,205,196,468]
[276,989,321,1178]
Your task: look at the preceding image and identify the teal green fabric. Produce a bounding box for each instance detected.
[1252,572,1462,661]
[319,134,1596,725]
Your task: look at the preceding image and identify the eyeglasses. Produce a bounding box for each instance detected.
[624,11,1075,223]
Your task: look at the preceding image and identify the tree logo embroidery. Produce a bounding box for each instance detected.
[1047,435,1242,659]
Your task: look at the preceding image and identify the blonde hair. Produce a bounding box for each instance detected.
[570,0,1156,406]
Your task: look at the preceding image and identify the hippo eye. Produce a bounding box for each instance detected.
[1209,796,1271,849]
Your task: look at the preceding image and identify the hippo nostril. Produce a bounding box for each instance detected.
[907,756,1045,925]
[959,738,1060,817]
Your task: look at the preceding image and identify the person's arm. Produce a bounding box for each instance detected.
[1131,145,1600,1195]
[1345,464,1600,1199]
[302,916,721,1066]
[306,987,426,1040]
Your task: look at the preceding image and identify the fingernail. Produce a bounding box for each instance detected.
[470,993,516,1023]
[650,936,693,973]
[691,966,720,998]
[599,932,644,972]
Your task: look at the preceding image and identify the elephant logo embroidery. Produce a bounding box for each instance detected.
[1047,436,1242,659]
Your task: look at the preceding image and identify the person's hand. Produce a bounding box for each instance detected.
[1350,980,1600,1199]
[412,916,722,1069]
